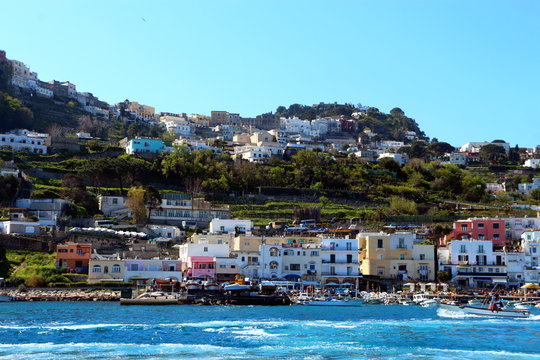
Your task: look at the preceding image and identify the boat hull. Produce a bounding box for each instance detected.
[438,303,529,318]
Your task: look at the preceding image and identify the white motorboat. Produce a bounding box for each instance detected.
[413,293,432,304]
[438,303,530,318]
[420,299,438,307]
[301,297,361,306]
[223,283,251,292]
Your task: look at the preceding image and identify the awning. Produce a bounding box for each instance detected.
[473,277,492,281]
[283,274,301,280]
[492,279,507,284]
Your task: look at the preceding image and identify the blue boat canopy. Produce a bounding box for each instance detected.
[283,274,301,279]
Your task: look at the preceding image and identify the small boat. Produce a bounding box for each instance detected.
[203,282,220,292]
[420,299,438,308]
[438,303,530,318]
[185,281,202,293]
[223,283,251,292]
[412,293,431,304]
[0,294,16,302]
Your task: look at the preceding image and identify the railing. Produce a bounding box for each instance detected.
[321,248,358,252]
[396,245,408,249]
[321,272,359,276]
[322,260,357,264]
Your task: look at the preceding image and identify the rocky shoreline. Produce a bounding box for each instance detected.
[2,289,121,302]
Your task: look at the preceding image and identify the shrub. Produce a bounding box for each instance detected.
[25,276,47,288]
[17,284,27,292]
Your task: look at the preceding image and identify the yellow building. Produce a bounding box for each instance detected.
[359,233,435,282]
[87,259,125,283]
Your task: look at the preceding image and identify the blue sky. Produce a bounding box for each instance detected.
[1,0,539,147]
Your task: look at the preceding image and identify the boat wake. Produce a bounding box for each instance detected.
[436,308,480,319]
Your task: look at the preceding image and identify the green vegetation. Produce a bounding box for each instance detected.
[6,250,69,285]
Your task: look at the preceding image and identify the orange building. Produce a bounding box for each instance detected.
[56,242,92,273]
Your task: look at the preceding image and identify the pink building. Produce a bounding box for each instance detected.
[441,218,507,248]
[184,256,216,279]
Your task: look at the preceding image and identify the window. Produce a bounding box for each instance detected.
[478,245,484,253]
[58,249,67,253]
[130,264,139,271]
[478,234,485,240]
[75,261,83,267]
[346,242,352,250]
[112,264,121,273]
[478,223,485,229]
[399,254,405,260]
[77,249,83,256]
[269,247,279,256]
[231,265,236,269]
[219,264,226,269]
[493,223,500,229]
[104,266,109,274]
[204,247,208,252]
[493,234,500,240]
[377,267,384,275]
[270,261,278,270]
[244,242,250,246]
[419,254,425,260]
[460,245,467,253]
[112,198,118,205]
[310,251,319,256]
[461,224,468,232]
[378,254,384,260]
[92,265,101,273]
[377,239,383,249]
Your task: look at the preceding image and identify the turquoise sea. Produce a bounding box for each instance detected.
[1,302,539,359]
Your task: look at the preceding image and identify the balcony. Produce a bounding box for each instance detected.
[322,260,357,264]
[458,261,469,265]
[321,247,358,252]
[395,245,408,249]
[321,271,359,276]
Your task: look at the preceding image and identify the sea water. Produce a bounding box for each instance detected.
[0,302,539,359]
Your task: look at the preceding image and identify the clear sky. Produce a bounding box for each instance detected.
[1,0,539,147]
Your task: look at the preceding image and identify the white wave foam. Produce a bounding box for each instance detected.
[420,347,540,358]
[231,327,282,337]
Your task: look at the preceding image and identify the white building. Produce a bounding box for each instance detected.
[123,259,183,283]
[98,196,130,218]
[440,152,467,166]
[178,243,230,262]
[378,153,409,166]
[0,131,48,154]
[518,178,540,195]
[149,194,230,227]
[209,219,253,234]
[438,240,507,288]
[504,252,525,286]
[522,231,540,284]
[147,224,183,239]
[378,141,405,151]
[524,159,540,169]
[504,217,540,240]
[320,238,361,286]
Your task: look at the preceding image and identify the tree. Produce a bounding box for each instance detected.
[479,144,506,163]
[0,247,10,278]
[437,270,451,282]
[428,142,455,158]
[126,186,147,225]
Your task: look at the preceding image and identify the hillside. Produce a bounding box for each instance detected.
[274,103,427,142]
